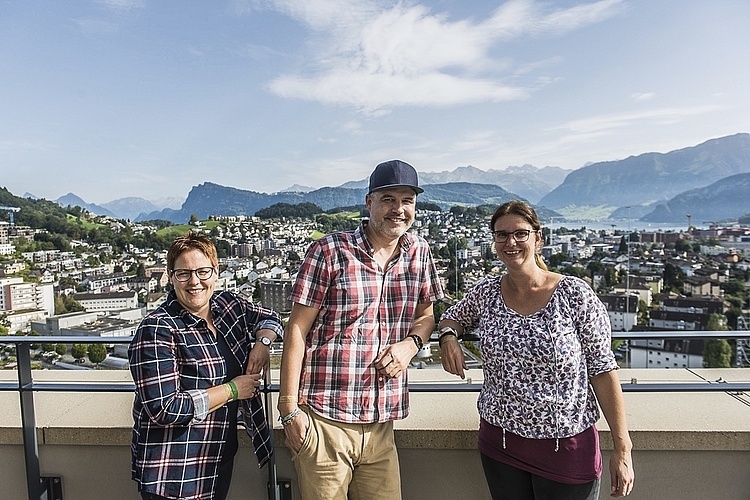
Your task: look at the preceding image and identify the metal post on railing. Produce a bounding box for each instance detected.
[264,374,280,500]
[17,341,42,500]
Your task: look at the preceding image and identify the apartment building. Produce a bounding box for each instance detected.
[73,290,139,312]
[0,278,54,316]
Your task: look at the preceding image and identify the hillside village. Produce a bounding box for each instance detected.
[2,205,750,370]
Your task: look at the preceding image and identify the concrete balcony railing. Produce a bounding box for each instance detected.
[2,334,750,500]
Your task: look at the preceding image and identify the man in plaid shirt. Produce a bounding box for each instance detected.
[278,160,444,500]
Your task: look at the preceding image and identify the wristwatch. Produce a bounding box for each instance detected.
[258,336,272,347]
[439,326,459,338]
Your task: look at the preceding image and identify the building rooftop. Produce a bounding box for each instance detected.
[2,367,750,499]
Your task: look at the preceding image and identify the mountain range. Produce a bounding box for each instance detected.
[9,133,750,225]
[52,193,183,221]
[540,133,750,221]
[134,181,562,223]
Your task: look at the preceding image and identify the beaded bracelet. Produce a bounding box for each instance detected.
[279,407,301,426]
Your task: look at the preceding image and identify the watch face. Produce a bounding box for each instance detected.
[259,336,272,346]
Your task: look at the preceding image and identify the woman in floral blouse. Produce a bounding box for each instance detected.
[439,200,634,499]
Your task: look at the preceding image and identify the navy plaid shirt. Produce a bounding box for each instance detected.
[129,290,283,500]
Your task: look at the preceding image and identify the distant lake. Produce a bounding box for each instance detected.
[547,220,695,232]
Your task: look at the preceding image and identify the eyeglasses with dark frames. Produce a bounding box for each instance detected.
[170,267,215,282]
[491,229,538,243]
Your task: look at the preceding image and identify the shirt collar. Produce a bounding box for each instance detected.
[164,289,215,327]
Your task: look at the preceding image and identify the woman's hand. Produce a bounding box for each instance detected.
[246,341,271,378]
[609,450,634,497]
[230,373,262,400]
[440,338,467,379]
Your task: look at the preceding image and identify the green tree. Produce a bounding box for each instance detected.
[55,294,85,315]
[190,214,199,224]
[71,343,88,360]
[663,263,684,293]
[703,339,732,368]
[483,246,495,273]
[433,300,448,326]
[55,344,68,356]
[546,253,567,269]
[27,331,41,349]
[674,238,692,253]
[287,251,301,264]
[637,300,649,325]
[706,312,728,332]
[88,344,107,365]
[618,236,628,254]
[703,313,731,368]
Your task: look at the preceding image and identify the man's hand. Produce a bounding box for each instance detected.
[374,338,418,379]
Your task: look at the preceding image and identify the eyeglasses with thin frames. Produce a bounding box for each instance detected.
[491,229,538,243]
[170,267,215,282]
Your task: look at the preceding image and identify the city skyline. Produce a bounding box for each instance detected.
[2,0,750,204]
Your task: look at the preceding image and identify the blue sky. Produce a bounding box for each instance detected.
[2,0,749,205]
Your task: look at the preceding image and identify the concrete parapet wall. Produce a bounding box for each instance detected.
[1,368,749,499]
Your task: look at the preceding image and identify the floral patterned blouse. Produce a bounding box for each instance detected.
[442,274,617,440]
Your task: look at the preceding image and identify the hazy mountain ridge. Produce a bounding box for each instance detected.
[539,133,750,217]
[337,164,569,204]
[134,181,562,223]
[56,193,116,218]
[418,164,570,204]
[21,133,750,224]
[641,172,750,223]
[100,197,160,222]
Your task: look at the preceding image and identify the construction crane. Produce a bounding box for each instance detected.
[0,206,21,226]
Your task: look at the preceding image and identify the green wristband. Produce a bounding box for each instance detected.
[227,381,239,401]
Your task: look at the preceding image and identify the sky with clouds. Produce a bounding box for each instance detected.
[2,0,749,205]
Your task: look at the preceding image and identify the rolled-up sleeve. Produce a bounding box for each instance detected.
[246,303,284,340]
[128,317,197,426]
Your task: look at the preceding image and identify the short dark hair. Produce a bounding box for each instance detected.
[166,232,218,271]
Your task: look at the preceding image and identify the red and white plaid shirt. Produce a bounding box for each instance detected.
[291,222,444,424]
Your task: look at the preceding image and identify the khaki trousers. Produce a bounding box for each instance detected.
[290,407,402,500]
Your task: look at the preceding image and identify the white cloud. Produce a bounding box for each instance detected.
[236,44,287,61]
[340,120,363,134]
[72,17,120,35]
[249,0,624,114]
[554,105,726,135]
[631,92,656,102]
[94,0,145,11]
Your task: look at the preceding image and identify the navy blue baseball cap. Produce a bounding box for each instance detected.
[368,159,423,194]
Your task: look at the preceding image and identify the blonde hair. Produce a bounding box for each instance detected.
[490,200,547,271]
[167,231,218,271]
